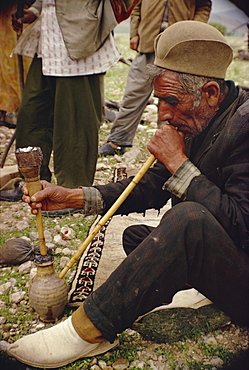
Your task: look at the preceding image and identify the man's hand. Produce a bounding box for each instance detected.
[130,35,139,51]
[22,181,84,215]
[147,124,188,174]
[11,9,37,32]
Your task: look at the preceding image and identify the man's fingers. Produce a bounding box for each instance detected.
[22,184,29,195]
[30,190,46,202]
[22,194,30,203]
[30,201,42,209]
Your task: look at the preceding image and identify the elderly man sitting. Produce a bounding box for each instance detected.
[6,21,249,369]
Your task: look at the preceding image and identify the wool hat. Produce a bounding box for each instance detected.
[154,21,233,79]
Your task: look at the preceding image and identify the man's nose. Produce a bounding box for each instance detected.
[158,100,173,121]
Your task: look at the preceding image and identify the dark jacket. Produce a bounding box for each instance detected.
[96,84,249,252]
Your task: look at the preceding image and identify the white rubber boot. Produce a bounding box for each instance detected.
[7,317,119,368]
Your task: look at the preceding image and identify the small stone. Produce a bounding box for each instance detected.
[96,163,108,170]
[0,316,6,324]
[123,147,142,164]
[10,291,26,304]
[0,267,11,272]
[46,242,56,250]
[60,256,70,268]
[147,359,158,369]
[16,220,29,231]
[30,328,38,333]
[73,213,81,218]
[60,226,75,240]
[30,267,37,280]
[53,235,67,246]
[112,358,129,370]
[98,360,107,369]
[9,278,17,286]
[44,230,53,243]
[137,124,147,131]
[130,360,146,369]
[150,121,158,128]
[0,282,12,294]
[209,357,224,367]
[29,231,39,240]
[101,123,109,129]
[20,300,27,306]
[35,323,46,330]
[9,308,17,314]
[18,260,34,274]
[55,247,63,254]
[62,247,72,255]
[90,358,98,366]
[114,154,122,162]
[125,329,137,336]
[204,336,218,345]
[216,334,224,341]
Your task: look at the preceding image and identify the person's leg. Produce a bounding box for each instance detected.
[16,57,54,182]
[122,224,154,255]
[107,52,155,147]
[99,73,106,125]
[53,74,101,188]
[7,202,249,367]
[85,202,249,342]
[7,312,118,368]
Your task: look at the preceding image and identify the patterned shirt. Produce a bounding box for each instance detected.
[19,0,120,76]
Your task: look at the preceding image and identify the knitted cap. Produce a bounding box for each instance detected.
[154,21,233,79]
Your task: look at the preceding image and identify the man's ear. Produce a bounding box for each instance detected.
[202,81,220,107]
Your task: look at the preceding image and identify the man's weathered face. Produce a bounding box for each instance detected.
[154,71,216,137]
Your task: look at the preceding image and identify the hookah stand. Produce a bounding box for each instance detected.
[15,147,68,322]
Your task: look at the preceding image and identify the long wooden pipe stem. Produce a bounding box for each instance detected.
[58,154,156,278]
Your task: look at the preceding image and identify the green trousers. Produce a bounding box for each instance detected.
[16,57,101,188]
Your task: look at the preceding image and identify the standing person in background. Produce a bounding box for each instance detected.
[0,0,34,202]
[0,0,32,131]
[99,0,212,156]
[1,1,136,213]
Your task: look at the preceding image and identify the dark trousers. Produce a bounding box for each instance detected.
[16,57,101,188]
[85,202,249,343]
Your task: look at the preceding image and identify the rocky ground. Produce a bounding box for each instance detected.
[1,33,249,370]
[1,116,249,369]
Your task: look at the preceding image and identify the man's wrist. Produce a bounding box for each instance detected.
[164,154,188,175]
[163,159,201,200]
[65,188,84,209]
[82,187,104,215]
